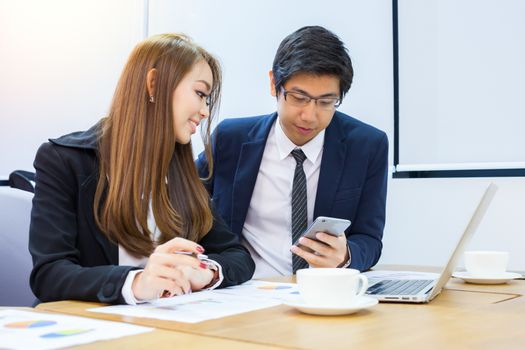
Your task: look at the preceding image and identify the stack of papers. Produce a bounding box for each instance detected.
[0,309,152,350]
[91,280,300,324]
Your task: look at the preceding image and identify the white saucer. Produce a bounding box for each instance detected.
[283,296,378,316]
[452,271,522,284]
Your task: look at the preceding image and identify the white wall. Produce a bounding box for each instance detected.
[1,1,524,270]
[0,0,146,176]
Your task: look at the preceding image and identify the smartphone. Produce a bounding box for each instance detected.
[294,216,351,246]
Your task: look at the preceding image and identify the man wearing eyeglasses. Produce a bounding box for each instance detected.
[197,26,388,278]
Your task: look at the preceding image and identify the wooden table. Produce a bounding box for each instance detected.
[55,328,282,350]
[35,268,525,350]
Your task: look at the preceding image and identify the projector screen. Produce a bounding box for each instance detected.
[397,0,525,172]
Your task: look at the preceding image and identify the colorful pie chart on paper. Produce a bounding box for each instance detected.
[257,285,293,290]
[40,329,93,338]
[5,320,57,329]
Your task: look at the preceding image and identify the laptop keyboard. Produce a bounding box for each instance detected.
[367,279,434,295]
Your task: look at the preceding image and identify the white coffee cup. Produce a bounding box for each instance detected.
[464,251,509,275]
[296,268,368,307]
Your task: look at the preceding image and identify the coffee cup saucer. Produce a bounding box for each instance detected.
[452,271,522,284]
[283,296,378,316]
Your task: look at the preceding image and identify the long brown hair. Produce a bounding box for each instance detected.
[94,33,221,257]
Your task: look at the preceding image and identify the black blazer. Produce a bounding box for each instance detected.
[29,123,255,304]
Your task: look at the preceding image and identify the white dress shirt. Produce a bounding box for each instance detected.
[241,119,324,278]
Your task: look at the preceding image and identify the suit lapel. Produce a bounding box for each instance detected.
[314,114,347,218]
[230,114,277,235]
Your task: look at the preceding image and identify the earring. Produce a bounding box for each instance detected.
[149,95,155,103]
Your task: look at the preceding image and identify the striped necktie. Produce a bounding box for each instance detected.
[291,148,309,273]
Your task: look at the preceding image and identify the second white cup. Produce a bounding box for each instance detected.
[464,250,509,275]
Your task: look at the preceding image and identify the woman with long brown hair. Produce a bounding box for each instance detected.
[29,34,254,304]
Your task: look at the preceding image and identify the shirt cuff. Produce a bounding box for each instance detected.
[201,258,224,290]
[121,269,148,305]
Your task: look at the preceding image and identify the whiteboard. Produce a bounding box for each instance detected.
[397,0,525,171]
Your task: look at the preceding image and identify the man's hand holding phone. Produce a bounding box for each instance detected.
[290,217,351,268]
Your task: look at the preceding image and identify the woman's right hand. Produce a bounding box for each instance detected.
[131,237,208,301]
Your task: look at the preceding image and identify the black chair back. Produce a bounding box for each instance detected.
[6,170,35,193]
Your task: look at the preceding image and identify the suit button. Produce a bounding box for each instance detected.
[103,283,115,296]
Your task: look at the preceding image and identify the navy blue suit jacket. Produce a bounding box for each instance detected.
[196,111,388,271]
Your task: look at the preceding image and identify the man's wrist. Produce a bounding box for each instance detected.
[338,246,351,268]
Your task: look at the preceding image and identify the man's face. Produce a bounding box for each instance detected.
[270,72,340,146]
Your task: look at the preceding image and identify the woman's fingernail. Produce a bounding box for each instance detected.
[200,262,208,269]
[196,246,205,253]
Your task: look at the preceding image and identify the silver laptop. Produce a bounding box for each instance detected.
[367,183,498,303]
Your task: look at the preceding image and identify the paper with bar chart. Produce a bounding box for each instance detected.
[90,280,300,323]
[0,309,152,350]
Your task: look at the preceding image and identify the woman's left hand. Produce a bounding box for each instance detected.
[176,264,216,291]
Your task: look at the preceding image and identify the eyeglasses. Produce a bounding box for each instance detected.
[280,87,341,110]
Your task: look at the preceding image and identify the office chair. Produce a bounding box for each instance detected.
[8,170,35,193]
[0,180,36,306]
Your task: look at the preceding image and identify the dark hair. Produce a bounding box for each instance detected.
[272,26,353,99]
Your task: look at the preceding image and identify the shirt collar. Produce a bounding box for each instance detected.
[274,118,325,164]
